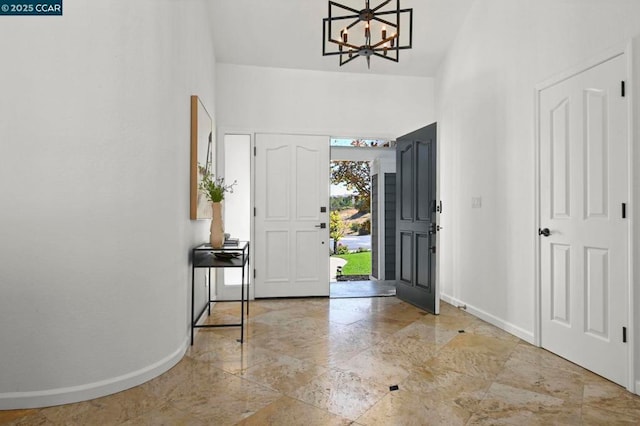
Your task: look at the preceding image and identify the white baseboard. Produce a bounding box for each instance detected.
[0,337,188,409]
[636,380,640,396]
[440,293,535,344]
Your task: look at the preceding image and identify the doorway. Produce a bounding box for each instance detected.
[328,138,397,298]
[536,48,632,387]
[329,160,372,281]
[253,133,330,298]
[395,123,439,314]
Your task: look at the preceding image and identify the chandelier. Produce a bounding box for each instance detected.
[322,0,413,69]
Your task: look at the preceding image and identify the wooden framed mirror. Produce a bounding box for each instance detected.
[190,95,214,220]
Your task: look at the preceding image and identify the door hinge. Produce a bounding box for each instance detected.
[254,207,256,217]
[621,81,626,97]
[254,146,257,156]
[436,201,443,213]
[623,326,627,343]
[622,203,627,219]
[253,269,256,279]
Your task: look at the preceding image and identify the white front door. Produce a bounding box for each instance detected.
[254,133,330,298]
[539,53,629,386]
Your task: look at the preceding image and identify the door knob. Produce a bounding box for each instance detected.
[315,223,326,229]
[538,228,551,237]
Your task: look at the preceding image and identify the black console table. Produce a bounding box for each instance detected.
[191,241,249,345]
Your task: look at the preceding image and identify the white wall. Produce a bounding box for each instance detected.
[0,0,216,408]
[436,0,640,386]
[215,64,435,139]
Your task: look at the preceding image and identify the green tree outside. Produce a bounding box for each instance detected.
[329,210,346,254]
[330,195,354,211]
[330,161,370,214]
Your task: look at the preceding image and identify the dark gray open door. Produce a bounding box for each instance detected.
[396,123,438,313]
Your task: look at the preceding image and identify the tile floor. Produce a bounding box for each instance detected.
[2,298,640,425]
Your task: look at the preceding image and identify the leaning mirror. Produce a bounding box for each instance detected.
[190,95,214,220]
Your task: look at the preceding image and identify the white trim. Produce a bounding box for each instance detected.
[533,82,542,347]
[250,132,255,301]
[440,294,534,344]
[627,38,636,394]
[534,40,635,391]
[636,380,640,397]
[0,338,188,410]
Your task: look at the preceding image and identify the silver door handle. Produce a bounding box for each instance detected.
[315,223,326,229]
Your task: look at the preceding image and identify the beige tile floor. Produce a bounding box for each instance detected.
[2,298,640,425]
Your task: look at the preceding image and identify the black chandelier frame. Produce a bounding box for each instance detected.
[322,0,413,68]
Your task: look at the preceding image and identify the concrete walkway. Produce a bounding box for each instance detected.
[329,256,347,282]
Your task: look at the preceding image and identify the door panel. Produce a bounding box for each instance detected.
[551,99,571,219]
[416,233,431,290]
[584,89,608,218]
[400,232,412,282]
[416,141,433,222]
[265,146,290,219]
[399,144,414,221]
[265,231,289,281]
[584,247,608,338]
[255,133,330,298]
[396,123,438,313]
[296,146,320,219]
[295,230,319,280]
[539,54,628,386]
[550,243,571,325]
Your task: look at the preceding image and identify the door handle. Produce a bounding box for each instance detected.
[538,228,551,237]
[315,223,326,229]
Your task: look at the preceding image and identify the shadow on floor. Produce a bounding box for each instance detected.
[330,280,396,298]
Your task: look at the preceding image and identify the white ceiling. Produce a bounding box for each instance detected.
[210,0,475,77]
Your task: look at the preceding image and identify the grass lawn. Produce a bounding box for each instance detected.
[332,251,371,275]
